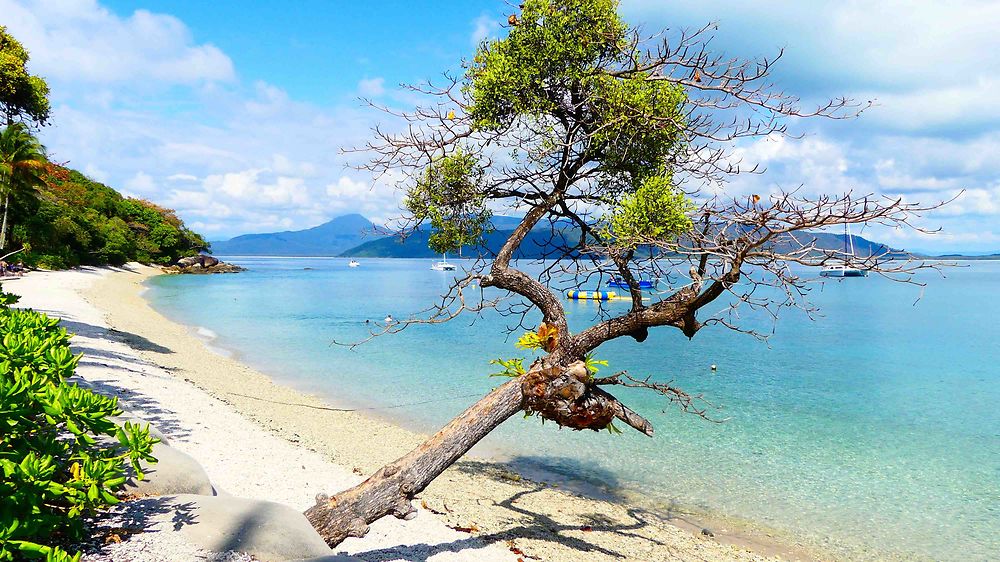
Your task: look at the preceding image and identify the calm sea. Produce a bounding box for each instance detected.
[145,258,1000,561]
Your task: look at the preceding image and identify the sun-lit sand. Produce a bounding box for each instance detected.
[9,264,811,562]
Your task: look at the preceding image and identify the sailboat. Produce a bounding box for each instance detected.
[431,253,456,271]
[820,222,868,278]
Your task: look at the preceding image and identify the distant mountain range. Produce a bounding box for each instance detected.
[208,213,991,259]
[209,214,375,256]
[208,214,573,258]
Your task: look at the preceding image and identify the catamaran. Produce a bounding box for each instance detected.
[431,253,456,271]
[820,222,868,277]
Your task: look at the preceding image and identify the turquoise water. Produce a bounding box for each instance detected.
[145,258,1000,561]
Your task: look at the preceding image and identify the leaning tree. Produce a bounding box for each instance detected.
[305,0,941,545]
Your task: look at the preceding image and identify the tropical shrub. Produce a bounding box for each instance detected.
[0,286,157,560]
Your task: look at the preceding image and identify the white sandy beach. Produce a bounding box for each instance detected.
[8,265,812,562]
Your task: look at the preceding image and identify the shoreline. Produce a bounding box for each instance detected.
[49,264,817,561]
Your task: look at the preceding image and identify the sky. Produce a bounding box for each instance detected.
[1,0,998,252]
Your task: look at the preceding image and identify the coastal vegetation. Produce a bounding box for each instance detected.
[304,0,942,546]
[16,163,207,269]
[0,25,206,270]
[0,286,157,561]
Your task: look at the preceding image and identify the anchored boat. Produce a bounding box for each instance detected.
[820,222,868,278]
[431,253,456,271]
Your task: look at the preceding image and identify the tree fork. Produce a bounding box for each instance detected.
[305,378,525,546]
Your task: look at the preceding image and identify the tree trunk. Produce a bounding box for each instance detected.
[0,194,8,251]
[304,358,654,547]
[304,378,525,546]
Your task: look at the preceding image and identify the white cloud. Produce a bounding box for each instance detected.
[471,14,500,46]
[859,78,1000,133]
[125,171,156,195]
[719,134,853,198]
[1,0,995,251]
[357,77,386,97]
[621,1,1000,134]
[873,160,960,193]
[326,176,370,199]
[0,0,234,84]
[82,163,108,182]
[934,184,1000,217]
[622,0,1000,88]
[271,154,318,177]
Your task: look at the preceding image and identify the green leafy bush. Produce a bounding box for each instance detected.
[11,164,207,268]
[0,286,157,560]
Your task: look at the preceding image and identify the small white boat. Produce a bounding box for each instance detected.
[820,222,868,278]
[348,260,360,268]
[431,253,456,271]
[820,264,868,277]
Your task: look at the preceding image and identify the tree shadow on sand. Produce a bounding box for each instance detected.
[350,456,701,562]
[60,317,173,354]
[73,377,194,442]
[348,483,670,562]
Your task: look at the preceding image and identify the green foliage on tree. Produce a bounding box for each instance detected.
[602,172,693,248]
[13,163,207,269]
[404,150,492,253]
[0,286,157,561]
[465,0,628,130]
[0,26,50,127]
[403,0,693,251]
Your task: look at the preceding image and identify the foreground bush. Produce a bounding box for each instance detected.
[0,287,157,561]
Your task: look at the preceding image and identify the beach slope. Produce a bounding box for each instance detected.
[9,265,798,562]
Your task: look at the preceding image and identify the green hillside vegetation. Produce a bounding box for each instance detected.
[13,163,207,269]
[2,26,206,270]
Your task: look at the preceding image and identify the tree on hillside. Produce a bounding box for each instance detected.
[0,123,46,251]
[305,0,941,545]
[0,26,50,127]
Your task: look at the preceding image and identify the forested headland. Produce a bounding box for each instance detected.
[13,163,207,268]
[1,24,206,269]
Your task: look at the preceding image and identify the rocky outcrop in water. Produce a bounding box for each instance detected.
[163,254,245,274]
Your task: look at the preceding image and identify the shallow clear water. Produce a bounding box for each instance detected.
[146,258,1000,561]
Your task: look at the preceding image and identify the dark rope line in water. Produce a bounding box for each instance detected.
[223,391,485,412]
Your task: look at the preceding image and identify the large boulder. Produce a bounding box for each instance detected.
[129,494,356,561]
[165,254,245,275]
[125,442,216,497]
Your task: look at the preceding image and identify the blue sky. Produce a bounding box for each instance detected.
[2,0,998,252]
